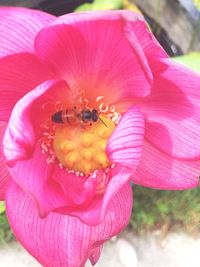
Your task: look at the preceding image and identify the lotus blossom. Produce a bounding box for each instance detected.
[0,7,200,267]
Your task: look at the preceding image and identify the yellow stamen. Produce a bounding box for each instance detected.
[65,152,78,168]
[61,141,74,152]
[98,128,110,138]
[98,140,107,150]
[53,116,115,175]
[81,149,93,160]
[83,162,92,174]
[96,152,109,168]
[82,133,93,147]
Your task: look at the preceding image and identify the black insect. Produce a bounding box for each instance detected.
[81,109,98,123]
[51,107,104,125]
[52,107,107,127]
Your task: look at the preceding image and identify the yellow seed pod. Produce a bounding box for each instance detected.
[53,116,115,175]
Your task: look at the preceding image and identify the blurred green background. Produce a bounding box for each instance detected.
[0,0,200,243]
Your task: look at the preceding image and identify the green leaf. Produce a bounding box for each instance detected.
[173,52,200,74]
[75,3,93,12]
[156,202,170,213]
[0,202,5,214]
[75,0,123,12]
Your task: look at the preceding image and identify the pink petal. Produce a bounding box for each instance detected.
[0,7,54,56]
[89,245,103,266]
[6,91,135,223]
[0,53,54,122]
[65,106,144,225]
[0,121,11,200]
[66,167,132,225]
[8,141,97,218]
[140,58,200,159]
[8,143,73,217]
[52,10,167,61]
[35,10,153,102]
[107,106,144,169]
[6,180,132,267]
[133,140,200,190]
[126,16,167,61]
[9,141,131,225]
[3,79,70,164]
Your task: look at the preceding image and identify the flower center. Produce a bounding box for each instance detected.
[40,93,121,176]
[53,116,115,175]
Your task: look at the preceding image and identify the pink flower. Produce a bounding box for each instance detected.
[0,7,200,267]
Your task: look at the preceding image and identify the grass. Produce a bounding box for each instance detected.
[0,203,13,244]
[130,185,200,235]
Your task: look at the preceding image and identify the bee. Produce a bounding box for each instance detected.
[51,107,107,127]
